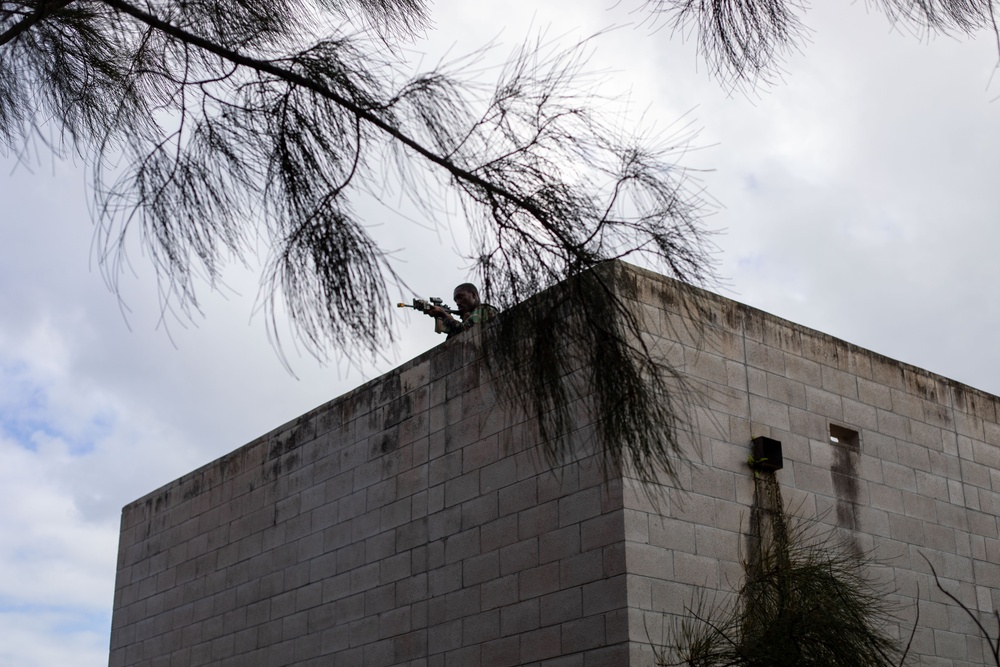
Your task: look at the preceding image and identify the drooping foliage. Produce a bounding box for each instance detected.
[650,0,1000,87]
[661,471,909,667]
[484,262,699,483]
[1,0,714,476]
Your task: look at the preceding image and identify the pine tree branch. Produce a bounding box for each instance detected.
[0,0,74,46]
[98,0,587,259]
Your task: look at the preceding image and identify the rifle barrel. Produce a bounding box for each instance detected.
[396,302,460,315]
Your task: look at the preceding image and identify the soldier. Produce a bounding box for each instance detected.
[425,283,497,338]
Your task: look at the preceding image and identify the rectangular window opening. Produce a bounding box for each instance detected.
[829,424,860,449]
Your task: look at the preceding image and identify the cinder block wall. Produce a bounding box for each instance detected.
[110,263,1000,666]
[109,328,629,666]
[622,265,1000,665]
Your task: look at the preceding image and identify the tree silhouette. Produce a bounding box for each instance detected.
[651,0,1000,87]
[1,0,714,476]
[660,470,912,666]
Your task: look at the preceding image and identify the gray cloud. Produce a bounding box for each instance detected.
[2,2,999,664]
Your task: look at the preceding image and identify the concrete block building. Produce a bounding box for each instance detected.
[109,263,1000,665]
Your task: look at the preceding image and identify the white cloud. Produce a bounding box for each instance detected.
[0,429,116,667]
[3,2,1000,664]
[0,607,108,667]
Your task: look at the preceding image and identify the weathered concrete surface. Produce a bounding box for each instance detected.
[110,262,1000,666]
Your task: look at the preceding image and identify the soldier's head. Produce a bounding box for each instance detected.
[453,283,480,314]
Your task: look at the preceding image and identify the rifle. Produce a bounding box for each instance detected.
[397,297,460,316]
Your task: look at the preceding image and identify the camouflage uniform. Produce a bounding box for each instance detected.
[439,304,498,338]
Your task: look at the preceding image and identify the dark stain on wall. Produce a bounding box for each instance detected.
[830,439,862,555]
[831,445,859,529]
[152,490,170,514]
[378,430,399,455]
[379,371,402,406]
[269,430,299,460]
[268,452,298,480]
[924,402,952,427]
[906,371,940,402]
[181,477,202,501]
[384,394,413,430]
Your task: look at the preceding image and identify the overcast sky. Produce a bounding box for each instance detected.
[2,2,999,665]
